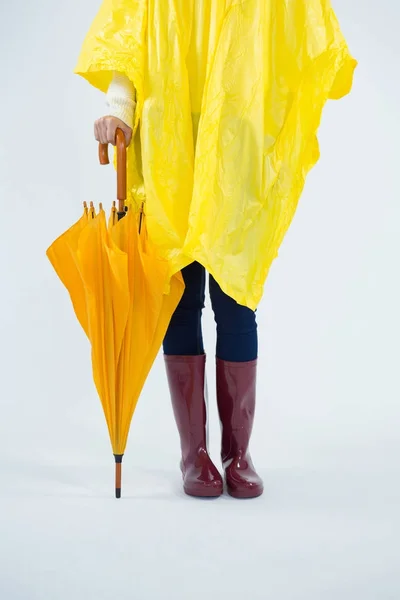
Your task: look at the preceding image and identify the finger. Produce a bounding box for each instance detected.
[107,121,117,146]
[125,133,132,147]
[94,121,101,142]
[123,126,133,146]
[99,122,109,145]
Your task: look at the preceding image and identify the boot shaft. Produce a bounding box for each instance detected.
[216,358,257,462]
[164,354,208,462]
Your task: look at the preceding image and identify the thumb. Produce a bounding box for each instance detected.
[121,123,133,146]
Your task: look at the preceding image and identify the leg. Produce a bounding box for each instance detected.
[209,274,263,498]
[163,260,206,355]
[163,263,222,497]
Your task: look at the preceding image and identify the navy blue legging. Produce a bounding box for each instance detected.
[163,261,257,362]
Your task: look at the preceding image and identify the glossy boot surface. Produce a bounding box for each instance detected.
[164,354,223,497]
[216,358,264,499]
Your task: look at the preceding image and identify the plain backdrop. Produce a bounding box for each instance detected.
[0,1,399,599]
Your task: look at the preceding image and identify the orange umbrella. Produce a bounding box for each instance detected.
[47,130,185,497]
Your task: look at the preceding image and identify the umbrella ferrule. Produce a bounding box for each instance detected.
[114,455,123,499]
[117,208,128,221]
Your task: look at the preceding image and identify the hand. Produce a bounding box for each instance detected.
[94,116,133,146]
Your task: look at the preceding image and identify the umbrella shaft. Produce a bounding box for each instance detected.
[114,454,123,499]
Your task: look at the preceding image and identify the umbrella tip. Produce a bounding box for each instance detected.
[83,201,87,208]
[114,454,123,500]
[90,201,94,208]
[99,202,103,212]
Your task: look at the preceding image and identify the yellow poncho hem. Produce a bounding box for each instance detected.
[75,0,356,310]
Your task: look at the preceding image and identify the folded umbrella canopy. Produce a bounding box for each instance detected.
[47,130,185,497]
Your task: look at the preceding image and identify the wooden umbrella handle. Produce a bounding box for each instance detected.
[98,128,127,212]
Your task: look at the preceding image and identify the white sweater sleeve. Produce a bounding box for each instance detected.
[106,71,136,129]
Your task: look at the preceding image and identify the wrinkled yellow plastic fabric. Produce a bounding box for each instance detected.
[75,0,356,310]
[47,208,184,455]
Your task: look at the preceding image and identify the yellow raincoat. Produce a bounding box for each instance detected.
[75,0,356,310]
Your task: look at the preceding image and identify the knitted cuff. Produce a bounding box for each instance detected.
[107,96,136,129]
[106,72,136,129]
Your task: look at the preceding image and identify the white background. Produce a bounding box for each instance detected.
[0,1,399,599]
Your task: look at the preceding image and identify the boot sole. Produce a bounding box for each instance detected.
[227,486,264,499]
[184,486,223,498]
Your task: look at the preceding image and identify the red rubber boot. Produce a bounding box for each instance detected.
[216,358,264,498]
[164,354,223,497]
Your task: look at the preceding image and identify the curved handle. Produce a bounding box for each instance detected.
[98,128,127,210]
